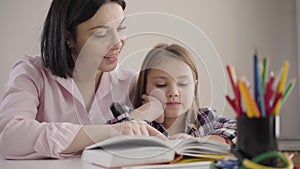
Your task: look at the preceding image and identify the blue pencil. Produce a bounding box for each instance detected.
[257,63,266,117]
[254,53,260,106]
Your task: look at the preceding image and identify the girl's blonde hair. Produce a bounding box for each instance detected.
[133,43,200,125]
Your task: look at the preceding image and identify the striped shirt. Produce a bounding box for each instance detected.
[147,107,237,143]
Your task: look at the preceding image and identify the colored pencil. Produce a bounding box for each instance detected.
[274,62,289,115]
[238,79,261,118]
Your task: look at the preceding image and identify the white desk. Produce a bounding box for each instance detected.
[0,156,100,169]
[2,155,299,169]
[0,156,212,169]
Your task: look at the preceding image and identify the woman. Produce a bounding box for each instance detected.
[132,43,237,143]
[0,0,165,159]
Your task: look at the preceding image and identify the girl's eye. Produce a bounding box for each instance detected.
[178,82,189,87]
[155,83,167,88]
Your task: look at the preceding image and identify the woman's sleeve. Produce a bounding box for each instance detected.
[0,58,81,159]
[199,108,237,143]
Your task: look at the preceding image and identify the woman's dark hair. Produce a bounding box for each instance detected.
[41,0,126,78]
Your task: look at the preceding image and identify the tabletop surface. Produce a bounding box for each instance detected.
[1,156,100,169]
[0,156,212,169]
[1,153,299,169]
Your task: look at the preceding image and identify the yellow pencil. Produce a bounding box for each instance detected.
[274,62,289,115]
[238,80,261,118]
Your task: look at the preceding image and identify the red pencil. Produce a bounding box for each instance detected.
[226,65,243,116]
[264,75,275,114]
[268,93,283,116]
[226,95,237,112]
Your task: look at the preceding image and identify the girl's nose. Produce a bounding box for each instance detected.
[167,85,179,98]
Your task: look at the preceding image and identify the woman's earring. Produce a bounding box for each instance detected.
[66,40,73,48]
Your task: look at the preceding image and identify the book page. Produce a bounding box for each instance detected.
[163,138,231,155]
[82,136,230,168]
[85,136,230,155]
[85,136,169,150]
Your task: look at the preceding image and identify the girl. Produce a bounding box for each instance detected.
[0,0,165,159]
[132,43,237,144]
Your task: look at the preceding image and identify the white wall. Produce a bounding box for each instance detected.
[0,0,52,92]
[298,0,300,112]
[125,0,299,137]
[0,0,299,137]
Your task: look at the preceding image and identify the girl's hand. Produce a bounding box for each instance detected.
[141,88,166,105]
[169,133,194,139]
[130,97,164,122]
[130,91,165,122]
[147,94,165,123]
[141,94,149,104]
[201,135,232,145]
[110,120,168,140]
[141,90,166,123]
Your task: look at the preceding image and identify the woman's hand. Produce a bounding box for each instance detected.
[63,122,167,154]
[110,120,168,140]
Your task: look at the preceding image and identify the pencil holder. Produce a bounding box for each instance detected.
[236,116,277,159]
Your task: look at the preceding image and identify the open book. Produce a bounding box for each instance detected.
[82,135,231,168]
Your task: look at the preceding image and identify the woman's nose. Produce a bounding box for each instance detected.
[108,29,122,50]
[112,40,122,50]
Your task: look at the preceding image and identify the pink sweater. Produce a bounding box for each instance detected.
[0,56,136,159]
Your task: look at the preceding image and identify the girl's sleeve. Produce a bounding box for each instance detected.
[0,59,81,159]
[199,108,237,143]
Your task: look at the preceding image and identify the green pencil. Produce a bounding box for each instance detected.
[282,78,296,104]
[262,57,269,92]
